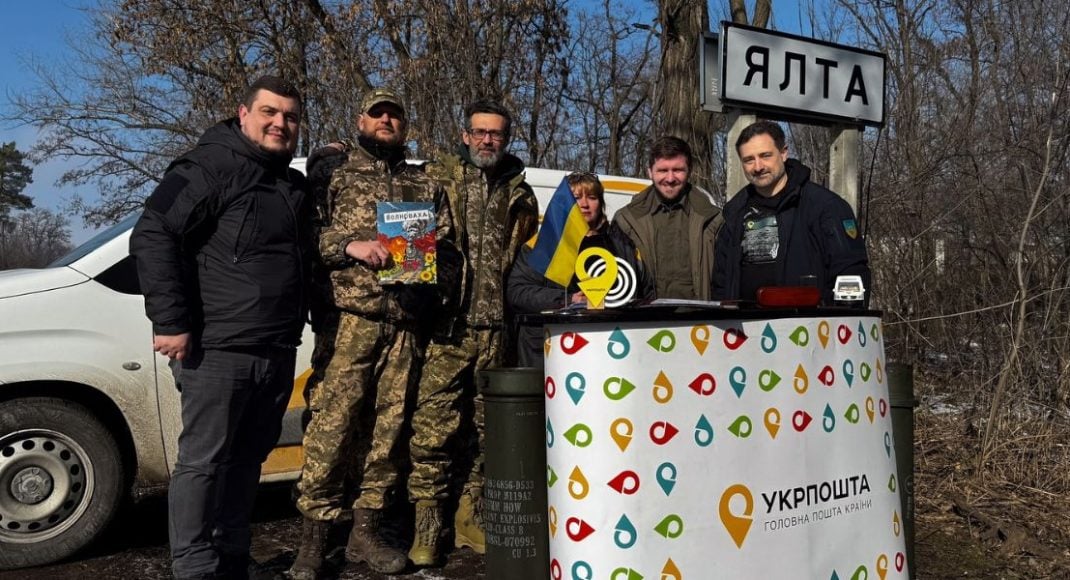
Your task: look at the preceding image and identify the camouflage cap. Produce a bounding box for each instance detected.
[361,88,405,116]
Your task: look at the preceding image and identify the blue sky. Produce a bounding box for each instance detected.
[1,1,96,243]
[1,1,821,246]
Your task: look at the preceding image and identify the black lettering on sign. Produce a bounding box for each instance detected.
[845,64,868,105]
[744,46,769,89]
[815,58,838,99]
[780,52,806,94]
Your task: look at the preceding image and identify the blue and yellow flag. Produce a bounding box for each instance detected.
[528,177,588,286]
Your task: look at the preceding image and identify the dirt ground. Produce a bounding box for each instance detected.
[911,371,1070,580]
[0,485,484,580]
[4,371,1070,579]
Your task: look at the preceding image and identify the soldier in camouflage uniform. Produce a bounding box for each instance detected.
[406,99,539,563]
[300,148,346,431]
[289,89,453,578]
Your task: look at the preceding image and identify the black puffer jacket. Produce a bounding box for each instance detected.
[131,118,312,348]
[712,159,870,305]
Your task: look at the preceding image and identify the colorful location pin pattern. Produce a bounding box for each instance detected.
[549,512,688,578]
[546,319,898,577]
[550,462,680,498]
[674,320,883,355]
[547,391,892,461]
[549,397,892,488]
[550,323,888,410]
[549,462,685,532]
[550,559,683,580]
[554,331,885,414]
[549,486,692,576]
[828,551,906,580]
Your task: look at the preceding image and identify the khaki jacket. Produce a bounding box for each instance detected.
[429,150,538,334]
[613,183,723,300]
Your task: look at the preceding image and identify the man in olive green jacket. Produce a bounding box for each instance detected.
[613,136,722,300]
[409,99,538,561]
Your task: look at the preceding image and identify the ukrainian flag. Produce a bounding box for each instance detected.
[528,177,588,286]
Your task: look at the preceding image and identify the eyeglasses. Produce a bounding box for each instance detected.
[467,128,507,142]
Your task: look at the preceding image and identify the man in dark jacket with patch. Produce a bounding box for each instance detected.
[713,120,871,305]
[130,75,311,580]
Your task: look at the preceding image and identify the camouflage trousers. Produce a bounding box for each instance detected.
[408,327,502,502]
[302,309,341,428]
[295,312,420,520]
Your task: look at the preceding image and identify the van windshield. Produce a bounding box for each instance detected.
[49,213,140,268]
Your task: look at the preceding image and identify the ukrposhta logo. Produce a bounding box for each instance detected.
[545,316,907,578]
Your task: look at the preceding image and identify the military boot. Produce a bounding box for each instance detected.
[409,501,444,567]
[288,518,330,580]
[345,508,407,574]
[453,493,485,554]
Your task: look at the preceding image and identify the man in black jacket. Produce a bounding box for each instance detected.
[130,75,311,580]
[713,120,871,305]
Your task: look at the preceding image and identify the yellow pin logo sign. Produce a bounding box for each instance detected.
[719,484,754,549]
[575,247,617,309]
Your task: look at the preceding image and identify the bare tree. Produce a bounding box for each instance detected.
[833,0,1070,492]
[0,208,71,270]
[557,0,657,175]
[655,0,717,192]
[4,0,579,227]
[728,0,771,28]
[371,0,570,162]
[6,0,346,225]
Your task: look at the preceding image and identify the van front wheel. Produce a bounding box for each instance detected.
[0,397,125,570]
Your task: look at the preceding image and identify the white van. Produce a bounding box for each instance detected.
[0,162,648,569]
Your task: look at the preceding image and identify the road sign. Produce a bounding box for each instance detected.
[703,22,887,127]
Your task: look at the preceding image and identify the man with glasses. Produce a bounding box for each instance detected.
[406,99,538,564]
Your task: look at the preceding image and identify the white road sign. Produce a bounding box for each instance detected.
[713,22,886,126]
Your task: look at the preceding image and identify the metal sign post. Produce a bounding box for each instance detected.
[829,124,861,215]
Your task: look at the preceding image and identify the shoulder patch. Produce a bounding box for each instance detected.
[842,219,858,239]
[146,173,190,214]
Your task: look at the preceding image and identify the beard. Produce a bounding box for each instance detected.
[372,128,404,147]
[469,143,504,169]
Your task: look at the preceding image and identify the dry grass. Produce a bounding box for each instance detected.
[914,368,1070,579]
